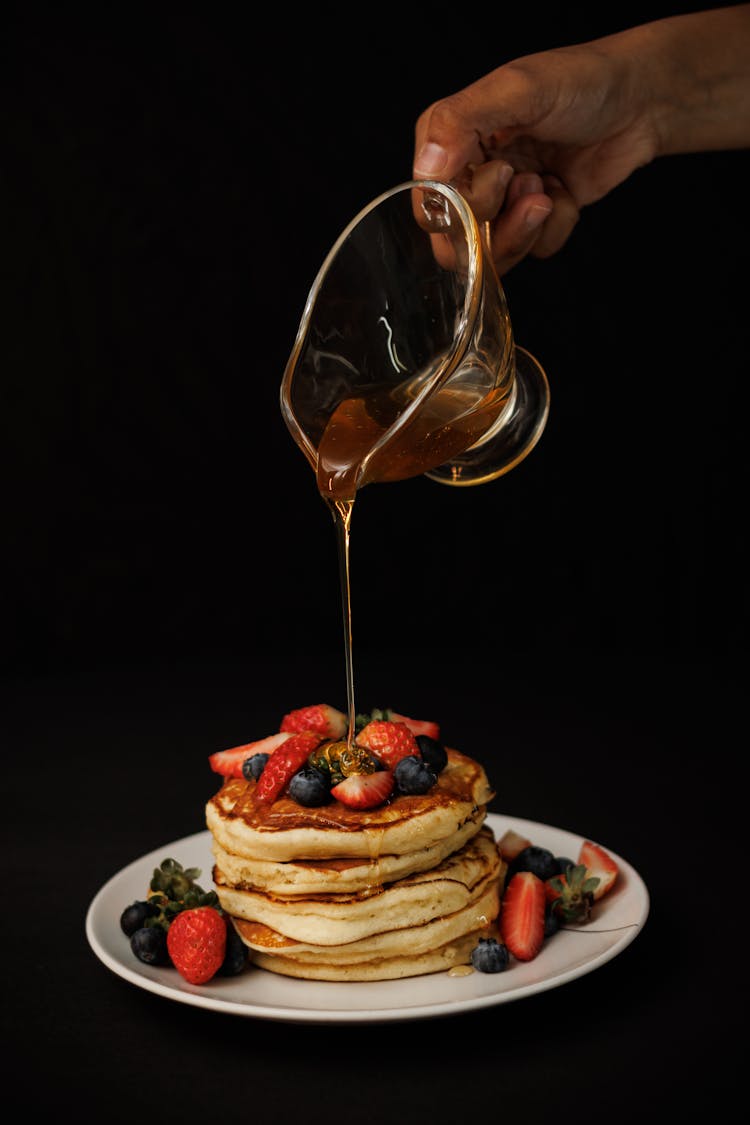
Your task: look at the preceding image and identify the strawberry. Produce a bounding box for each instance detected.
[389,711,441,741]
[578,840,618,900]
[254,730,324,804]
[545,864,600,923]
[280,703,347,739]
[500,871,547,962]
[356,720,419,769]
[208,731,293,778]
[166,906,227,985]
[497,828,533,862]
[330,769,395,809]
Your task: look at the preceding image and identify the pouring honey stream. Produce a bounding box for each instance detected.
[280,180,550,745]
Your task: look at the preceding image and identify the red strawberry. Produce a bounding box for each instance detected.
[578,840,618,900]
[208,731,293,778]
[497,829,533,862]
[166,907,227,985]
[356,720,419,769]
[254,730,324,804]
[280,703,347,739]
[500,871,547,961]
[389,711,441,740]
[330,769,394,809]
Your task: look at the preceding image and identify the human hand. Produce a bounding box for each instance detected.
[413,40,657,275]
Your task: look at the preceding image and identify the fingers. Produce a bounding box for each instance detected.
[409,164,580,278]
[488,174,580,276]
[487,175,552,276]
[458,160,514,221]
[412,69,580,274]
[528,175,580,259]
[412,159,515,232]
[410,161,516,273]
[413,68,538,182]
[413,98,488,183]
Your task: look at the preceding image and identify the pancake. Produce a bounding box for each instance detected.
[246,931,492,982]
[206,736,502,981]
[206,747,493,862]
[233,881,501,963]
[210,812,484,897]
[234,884,501,981]
[212,827,501,946]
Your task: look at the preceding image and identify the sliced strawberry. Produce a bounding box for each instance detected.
[500,871,547,961]
[497,828,533,862]
[578,840,618,900]
[280,704,347,739]
[208,731,293,778]
[254,731,325,804]
[356,720,419,769]
[389,711,441,741]
[330,769,395,809]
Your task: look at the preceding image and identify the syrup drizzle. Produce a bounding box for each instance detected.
[327,496,357,745]
[315,382,495,749]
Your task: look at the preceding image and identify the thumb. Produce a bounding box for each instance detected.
[413,69,535,180]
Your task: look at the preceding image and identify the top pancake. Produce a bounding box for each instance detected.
[205,747,494,861]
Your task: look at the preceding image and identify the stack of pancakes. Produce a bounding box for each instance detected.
[205,747,506,981]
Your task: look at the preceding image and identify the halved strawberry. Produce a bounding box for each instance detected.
[254,731,324,804]
[578,840,618,900]
[330,769,395,809]
[356,720,419,769]
[389,711,441,741]
[208,731,293,778]
[280,704,347,739]
[500,871,547,961]
[497,828,533,862]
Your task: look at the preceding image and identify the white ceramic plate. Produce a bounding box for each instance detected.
[85,813,649,1024]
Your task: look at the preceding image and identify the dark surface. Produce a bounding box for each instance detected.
[2,654,744,1122]
[1,4,746,1121]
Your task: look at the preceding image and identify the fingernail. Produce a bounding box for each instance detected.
[414,142,449,176]
[497,162,514,188]
[518,173,545,196]
[525,204,552,230]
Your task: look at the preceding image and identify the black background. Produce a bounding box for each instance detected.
[2,4,745,1122]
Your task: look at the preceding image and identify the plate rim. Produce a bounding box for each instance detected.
[85,812,650,1024]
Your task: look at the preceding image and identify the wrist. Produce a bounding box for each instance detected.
[608,7,750,157]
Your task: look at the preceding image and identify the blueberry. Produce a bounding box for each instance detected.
[544,903,560,937]
[554,856,576,876]
[415,734,448,773]
[288,765,331,807]
[130,925,168,965]
[507,845,559,882]
[393,755,437,795]
[471,938,510,973]
[120,899,158,937]
[218,922,248,976]
[242,752,269,781]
